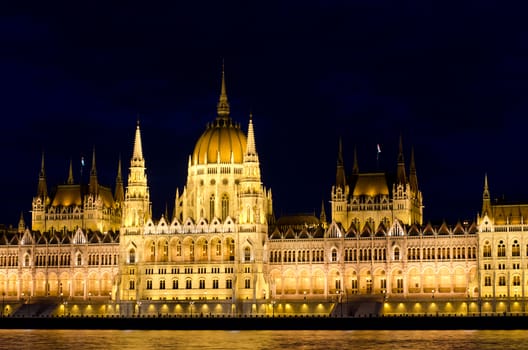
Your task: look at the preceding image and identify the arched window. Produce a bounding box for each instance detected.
[483,243,492,257]
[209,194,215,221]
[76,254,82,266]
[229,239,235,260]
[129,248,136,264]
[150,242,155,262]
[498,241,506,257]
[163,241,169,261]
[221,194,229,221]
[24,254,30,267]
[512,240,520,257]
[203,240,208,257]
[331,248,338,262]
[394,247,400,261]
[244,246,251,262]
[176,241,181,256]
[190,240,195,260]
[216,239,221,256]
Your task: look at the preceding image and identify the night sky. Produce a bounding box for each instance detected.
[1,1,528,227]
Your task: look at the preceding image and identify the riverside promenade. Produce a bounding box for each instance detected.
[0,314,523,330]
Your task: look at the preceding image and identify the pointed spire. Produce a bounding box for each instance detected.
[67,158,74,184]
[352,145,359,175]
[482,173,491,217]
[37,151,48,199]
[89,146,99,195]
[114,155,124,203]
[216,61,230,120]
[409,147,418,191]
[173,187,180,221]
[245,113,257,156]
[18,211,25,234]
[396,134,407,184]
[320,199,327,225]
[132,120,144,164]
[90,146,97,176]
[335,137,346,189]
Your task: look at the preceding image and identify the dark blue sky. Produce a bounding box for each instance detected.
[1,1,528,226]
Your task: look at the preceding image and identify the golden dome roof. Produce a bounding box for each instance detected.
[192,119,247,165]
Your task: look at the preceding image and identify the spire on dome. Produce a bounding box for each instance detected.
[216,61,230,120]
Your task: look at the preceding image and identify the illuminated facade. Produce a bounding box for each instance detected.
[0,70,525,316]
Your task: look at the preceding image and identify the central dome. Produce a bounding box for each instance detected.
[192,119,247,165]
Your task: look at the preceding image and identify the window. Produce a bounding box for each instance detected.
[396,279,403,292]
[498,241,506,257]
[213,280,219,289]
[203,240,208,257]
[394,247,400,261]
[76,254,82,266]
[331,249,337,262]
[160,279,166,290]
[163,241,169,261]
[172,279,178,289]
[335,279,341,290]
[483,244,492,258]
[244,278,251,289]
[513,275,521,286]
[210,194,215,221]
[176,241,181,256]
[150,242,155,261]
[351,279,358,292]
[129,249,136,264]
[146,280,153,290]
[244,247,251,262]
[499,276,506,286]
[199,280,205,289]
[129,280,135,290]
[484,276,491,286]
[221,194,229,220]
[186,279,192,289]
[512,241,520,257]
[216,240,221,256]
[229,240,235,258]
[226,279,232,289]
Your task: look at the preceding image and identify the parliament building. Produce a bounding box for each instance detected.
[0,71,525,317]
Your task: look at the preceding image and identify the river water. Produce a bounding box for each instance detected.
[0,329,526,349]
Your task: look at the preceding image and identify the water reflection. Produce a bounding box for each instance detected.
[0,329,526,350]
